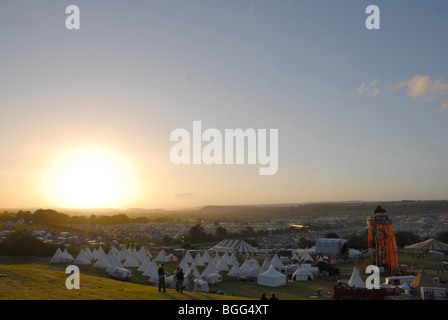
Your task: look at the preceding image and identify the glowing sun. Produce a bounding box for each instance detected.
[43,147,139,208]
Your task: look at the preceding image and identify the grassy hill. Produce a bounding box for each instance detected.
[1,253,446,300]
[0,256,337,300]
[0,257,240,300]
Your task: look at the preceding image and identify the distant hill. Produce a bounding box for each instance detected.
[176,200,448,220]
[5,200,448,222]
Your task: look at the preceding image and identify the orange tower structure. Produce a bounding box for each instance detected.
[366,206,398,274]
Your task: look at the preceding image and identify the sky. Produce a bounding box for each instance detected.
[1,0,448,210]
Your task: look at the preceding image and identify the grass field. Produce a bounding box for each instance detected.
[0,253,446,300]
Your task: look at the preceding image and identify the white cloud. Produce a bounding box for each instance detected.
[359,75,448,111]
[392,75,448,111]
[438,101,448,113]
[357,79,381,97]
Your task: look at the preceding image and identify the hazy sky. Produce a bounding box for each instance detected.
[1,1,448,210]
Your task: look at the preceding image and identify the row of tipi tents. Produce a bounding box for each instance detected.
[49,245,297,287]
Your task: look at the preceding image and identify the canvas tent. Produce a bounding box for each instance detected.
[193,253,205,267]
[261,257,270,271]
[300,253,314,263]
[404,239,448,253]
[123,253,141,267]
[50,248,67,263]
[62,248,74,262]
[257,265,287,287]
[315,238,349,258]
[202,261,220,277]
[201,251,211,264]
[143,261,159,283]
[227,263,242,277]
[137,256,151,272]
[270,254,284,269]
[293,269,313,281]
[155,249,171,262]
[209,239,259,255]
[106,255,124,272]
[73,250,91,265]
[410,268,439,298]
[347,267,366,288]
[182,251,194,263]
[94,254,111,268]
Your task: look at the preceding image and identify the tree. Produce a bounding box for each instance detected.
[346,231,368,250]
[323,232,339,239]
[394,230,420,248]
[0,230,56,256]
[435,231,448,243]
[189,224,208,243]
[215,226,227,239]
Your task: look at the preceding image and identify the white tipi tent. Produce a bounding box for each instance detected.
[193,253,204,267]
[123,253,141,267]
[73,249,91,265]
[118,246,130,261]
[248,261,263,277]
[166,253,177,262]
[137,256,151,272]
[155,249,170,262]
[227,262,242,277]
[106,255,124,273]
[216,257,229,272]
[179,259,190,273]
[261,257,270,271]
[240,259,252,275]
[137,246,149,261]
[62,248,74,262]
[270,254,284,269]
[257,265,287,287]
[91,248,99,260]
[94,253,110,268]
[300,252,314,263]
[225,253,236,266]
[201,260,220,277]
[50,248,66,263]
[212,253,221,266]
[201,251,211,264]
[143,261,159,283]
[347,267,366,288]
[106,248,118,262]
[186,265,202,281]
[84,247,94,261]
[96,246,106,259]
[183,251,194,264]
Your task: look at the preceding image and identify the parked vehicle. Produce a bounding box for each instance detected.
[109,268,132,281]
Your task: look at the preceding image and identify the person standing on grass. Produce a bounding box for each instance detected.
[175,267,184,293]
[158,263,166,293]
[186,269,195,292]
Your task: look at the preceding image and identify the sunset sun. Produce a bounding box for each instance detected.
[43,147,139,209]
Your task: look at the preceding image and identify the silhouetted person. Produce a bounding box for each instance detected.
[260,292,268,300]
[269,293,278,300]
[175,266,184,293]
[186,269,195,292]
[158,263,166,293]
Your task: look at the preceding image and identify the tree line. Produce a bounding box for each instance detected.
[11,209,150,225]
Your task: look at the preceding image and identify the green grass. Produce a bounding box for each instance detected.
[1,253,446,300]
[0,257,241,300]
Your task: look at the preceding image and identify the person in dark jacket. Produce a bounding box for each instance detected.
[175,266,185,293]
[158,263,166,293]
